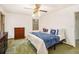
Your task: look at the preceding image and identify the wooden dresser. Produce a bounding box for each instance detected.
[0,32,8,54]
[14,27,25,39]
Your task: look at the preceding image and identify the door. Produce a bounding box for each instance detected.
[14,27,25,39]
[1,14,5,32]
[0,12,5,32]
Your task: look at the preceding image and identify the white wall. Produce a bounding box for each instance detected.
[5,13,32,38]
[39,5,79,47]
[1,5,79,47]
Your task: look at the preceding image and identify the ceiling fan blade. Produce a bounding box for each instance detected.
[40,10,47,12]
[24,4,47,13]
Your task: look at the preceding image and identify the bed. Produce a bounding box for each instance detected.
[27,29,66,54]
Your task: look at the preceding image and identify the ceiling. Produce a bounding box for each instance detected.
[0,4,73,16]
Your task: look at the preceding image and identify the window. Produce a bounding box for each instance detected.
[32,19,39,30]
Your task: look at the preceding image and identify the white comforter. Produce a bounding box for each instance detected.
[27,33,48,54]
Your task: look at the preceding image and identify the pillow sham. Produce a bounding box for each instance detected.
[50,29,56,35]
[43,28,48,32]
[42,28,51,34]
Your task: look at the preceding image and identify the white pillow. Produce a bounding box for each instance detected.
[47,29,50,34]
[42,29,50,34]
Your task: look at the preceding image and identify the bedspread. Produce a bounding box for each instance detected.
[31,32,60,48]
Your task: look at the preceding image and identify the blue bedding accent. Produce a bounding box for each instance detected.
[50,29,56,35]
[57,29,59,35]
[31,32,60,48]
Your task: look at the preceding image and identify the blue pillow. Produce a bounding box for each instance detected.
[57,29,59,35]
[50,29,56,35]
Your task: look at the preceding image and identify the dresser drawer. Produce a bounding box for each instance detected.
[0,48,5,53]
[0,32,8,54]
[0,43,1,48]
[0,41,4,48]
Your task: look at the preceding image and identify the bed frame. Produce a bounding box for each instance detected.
[48,39,66,50]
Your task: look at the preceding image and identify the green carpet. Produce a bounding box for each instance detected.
[6,39,79,54]
[6,39,36,54]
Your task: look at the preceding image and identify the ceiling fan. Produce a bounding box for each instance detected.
[24,4,47,13]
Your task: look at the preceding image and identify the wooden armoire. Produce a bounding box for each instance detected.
[14,27,25,39]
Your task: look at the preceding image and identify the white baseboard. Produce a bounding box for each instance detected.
[63,42,75,47]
